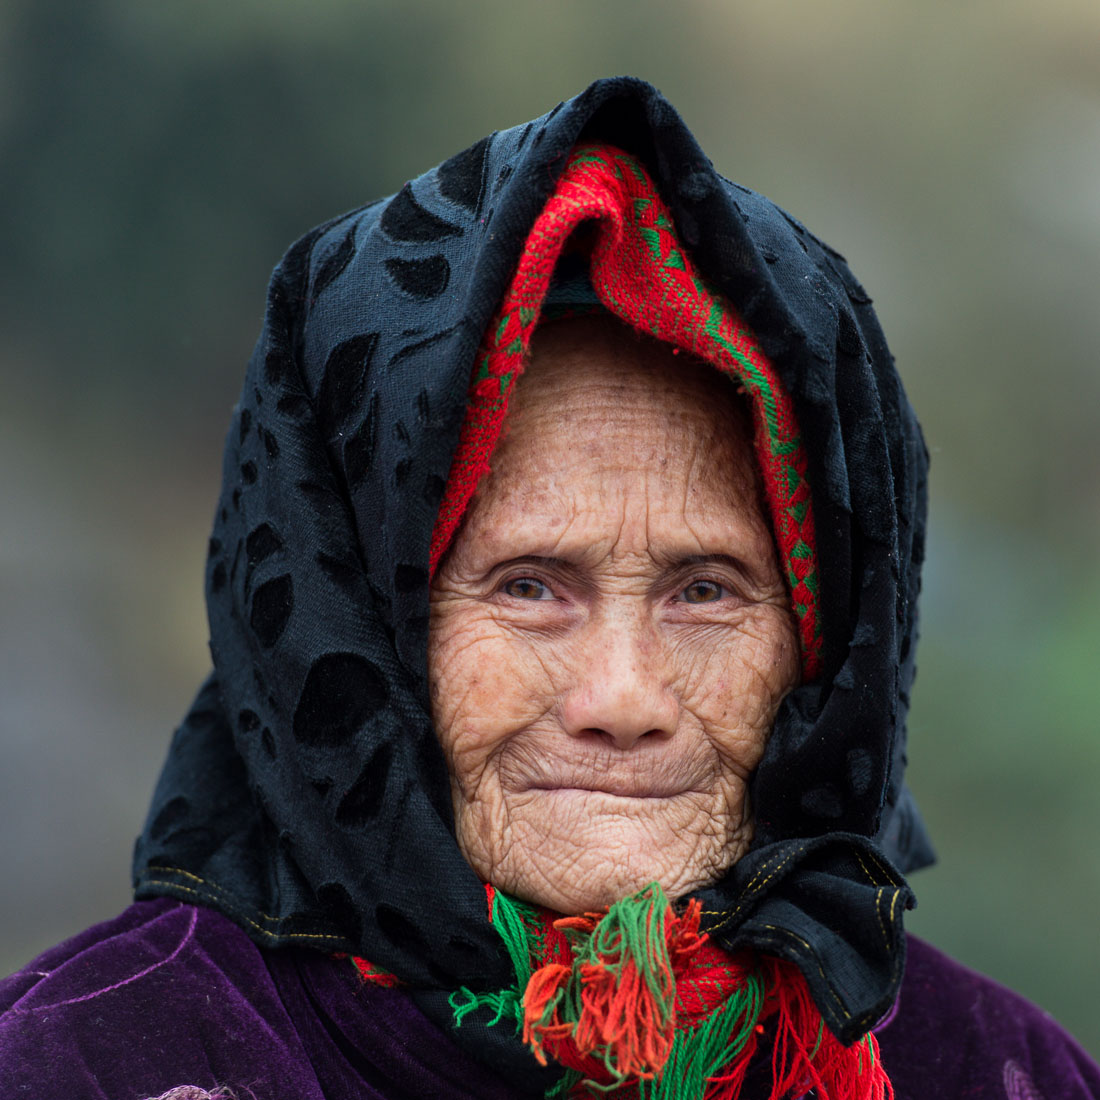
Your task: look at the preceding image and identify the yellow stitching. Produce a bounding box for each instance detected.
[141,867,345,940]
[749,844,806,895]
[701,844,805,927]
[887,887,903,965]
[144,866,286,924]
[141,880,346,942]
[754,923,850,1020]
[854,848,902,891]
[863,847,899,883]
[853,849,875,885]
[872,886,889,948]
[147,865,203,882]
[758,923,881,1033]
[843,850,898,950]
[714,850,785,904]
[850,852,888,948]
[887,889,906,983]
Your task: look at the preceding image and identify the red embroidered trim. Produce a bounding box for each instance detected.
[350,956,402,988]
[353,884,893,1099]
[431,143,821,677]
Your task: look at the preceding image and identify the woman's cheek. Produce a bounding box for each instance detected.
[430,609,555,780]
[675,610,797,764]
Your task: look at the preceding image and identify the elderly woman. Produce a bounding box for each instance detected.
[2,78,1097,1100]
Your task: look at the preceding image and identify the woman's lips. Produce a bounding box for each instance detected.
[531,783,676,798]
[521,770,697,799]
[499,738,712,800]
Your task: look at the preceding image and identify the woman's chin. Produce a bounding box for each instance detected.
[460,795,744,914]
[498,857,713,914]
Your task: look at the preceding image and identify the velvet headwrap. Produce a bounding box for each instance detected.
[133,77,932,1077]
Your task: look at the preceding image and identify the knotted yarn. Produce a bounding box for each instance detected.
[443,883,894,1100]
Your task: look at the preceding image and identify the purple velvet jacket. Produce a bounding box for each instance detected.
[1,898,1096,1099]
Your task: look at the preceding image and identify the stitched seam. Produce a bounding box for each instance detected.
[700,845,804,930]
[139,867,346,942]
[755,924,850,1020]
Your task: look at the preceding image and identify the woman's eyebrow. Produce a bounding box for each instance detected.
[493,552,756,572]
[486,554,597,591]
[653,551,778,591]
[489,554,587,575]
[653,552,753,574]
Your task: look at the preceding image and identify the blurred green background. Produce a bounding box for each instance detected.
[2,0,1098,1057]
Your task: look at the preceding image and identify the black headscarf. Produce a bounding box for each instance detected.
[134,76,932,1058]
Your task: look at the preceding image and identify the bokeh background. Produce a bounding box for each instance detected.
[3,0,1099,1057]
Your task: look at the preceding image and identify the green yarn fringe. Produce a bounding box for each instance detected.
[449,889,538,1033]
[449,884,777,1100]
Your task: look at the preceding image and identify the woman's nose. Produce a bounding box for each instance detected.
[559,618,679,749]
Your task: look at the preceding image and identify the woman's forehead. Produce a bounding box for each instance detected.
[447,316,775,574]
[513,316,752,441]
[501,316,757,485]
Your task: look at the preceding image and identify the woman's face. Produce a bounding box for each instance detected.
[429,317,799,913]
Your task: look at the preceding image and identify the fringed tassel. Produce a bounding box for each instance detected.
[762,957,893,1100]
[487,884,535,989]
[637,973,766,1100]
[449,883,894,1100]
[524,964,575,1061]
[447,885,536,1033]
[525,883,696,1084]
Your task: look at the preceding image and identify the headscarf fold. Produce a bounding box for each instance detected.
[134,77,931,1070]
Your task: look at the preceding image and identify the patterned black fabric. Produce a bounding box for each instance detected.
[133,77,932,1047]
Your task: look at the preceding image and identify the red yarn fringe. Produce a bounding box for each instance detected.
[761,961,893,1100]
[520,893,891,1100]
[354,884,893,1099]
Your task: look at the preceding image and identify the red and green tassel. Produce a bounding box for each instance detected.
[523,882,686,1078]
[448,882,893,1100]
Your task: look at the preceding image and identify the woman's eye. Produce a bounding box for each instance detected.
[502,577,552,600]
[679,580,727,604]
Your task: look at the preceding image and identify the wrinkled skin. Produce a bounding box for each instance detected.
[429,316,799,913]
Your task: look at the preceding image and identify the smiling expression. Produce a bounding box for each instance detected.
[428,316,799,913]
